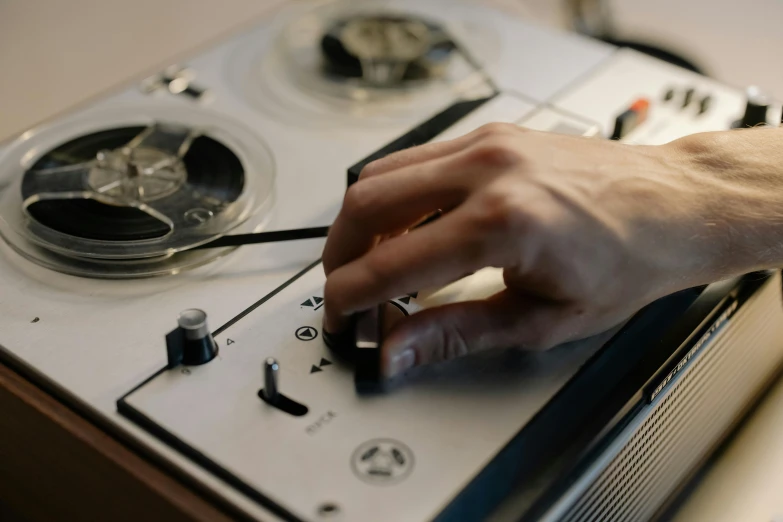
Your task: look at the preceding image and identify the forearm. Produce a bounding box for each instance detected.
[666,127,783,281]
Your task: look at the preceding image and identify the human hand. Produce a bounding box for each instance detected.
[321,123,748,380]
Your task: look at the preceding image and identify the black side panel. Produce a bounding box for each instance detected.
[435,276,753,522]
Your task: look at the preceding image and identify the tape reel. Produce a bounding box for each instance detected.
[0,104,275,278]
[228,0,502,127]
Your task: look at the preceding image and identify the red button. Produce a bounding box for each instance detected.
[630,98,650,124]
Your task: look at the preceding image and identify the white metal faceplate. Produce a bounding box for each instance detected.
[550,49,780,144]
[123,265,616,522]
[0,0,754,517]
[0,91,536,520]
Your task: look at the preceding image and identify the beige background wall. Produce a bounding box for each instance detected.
[0,0,287,142]
[2,0,782,143]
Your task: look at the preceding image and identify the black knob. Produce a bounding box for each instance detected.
[736,86,771,128]
[165,309,218,368]
[323,301,410,393]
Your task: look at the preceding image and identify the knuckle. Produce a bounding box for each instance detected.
[358,158,384,180]
[474,122,520,138]
[341,183,376,220]
[466,138,525,169]
[472,188,532,237]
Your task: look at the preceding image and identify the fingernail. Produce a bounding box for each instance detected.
[386,348,416,378]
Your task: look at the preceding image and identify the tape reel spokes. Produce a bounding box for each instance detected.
[0,104,275,277]
[233,0,501,127]
[319,11,455,89]
[19,123,252,258]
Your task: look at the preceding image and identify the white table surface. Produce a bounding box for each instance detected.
[2,2,782,520]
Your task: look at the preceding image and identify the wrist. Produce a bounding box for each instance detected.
[663,128,783,282]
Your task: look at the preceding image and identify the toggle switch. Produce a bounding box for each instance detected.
[698,95,712,115]
[610,98,649,140]
[733,86,772,128]
[681,88,695,108]
[258,358,308,416]
[262,358,279,403]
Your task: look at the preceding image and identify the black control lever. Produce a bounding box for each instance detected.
[192,226,330,250]
[192,208,442,250]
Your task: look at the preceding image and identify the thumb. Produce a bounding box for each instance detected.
[380,290,569,379]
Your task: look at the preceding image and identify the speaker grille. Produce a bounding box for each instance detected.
[542,274,783,522]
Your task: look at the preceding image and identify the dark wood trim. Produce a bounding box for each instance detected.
[0,361,233,522]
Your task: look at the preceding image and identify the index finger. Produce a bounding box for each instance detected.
[322,153,472,276]
[323,204,506,333]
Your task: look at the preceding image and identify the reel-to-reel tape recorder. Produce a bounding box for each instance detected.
[1,1,783,521]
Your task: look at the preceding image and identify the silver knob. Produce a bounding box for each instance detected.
[739,86,771,127]
[263,358,279,402]
[177,309,210,340]
[169,309,218,367]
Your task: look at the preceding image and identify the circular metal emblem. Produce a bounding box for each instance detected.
[351,438,414,485]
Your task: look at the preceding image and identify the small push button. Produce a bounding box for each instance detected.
[698,95,712,115]
[610,98,650,140]
[681,88,695,108]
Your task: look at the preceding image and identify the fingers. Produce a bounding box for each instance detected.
[358,130,480,180]
[323,152,476,277]
[323,205,502,333]
[360,121,527,180]
[379,290,582,379]
[323,123,524,277]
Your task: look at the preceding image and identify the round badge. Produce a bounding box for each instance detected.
[351,438,414,485]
